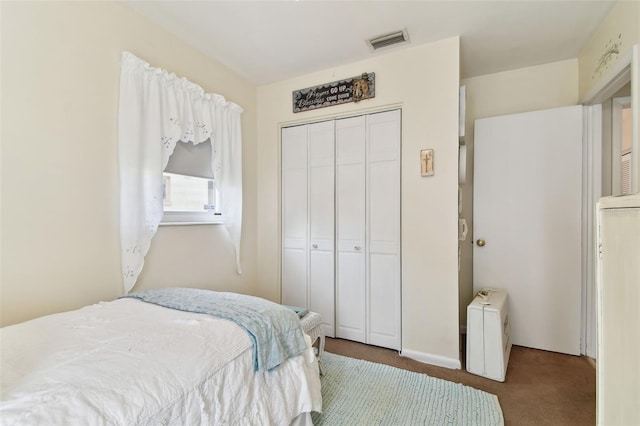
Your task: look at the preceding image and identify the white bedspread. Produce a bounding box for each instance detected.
[0,298,322,425]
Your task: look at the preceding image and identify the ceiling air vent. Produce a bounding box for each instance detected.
[368,29,409,50]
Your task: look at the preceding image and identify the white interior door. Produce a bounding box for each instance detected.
[473,105,583,355]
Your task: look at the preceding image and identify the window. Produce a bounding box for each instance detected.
[161,140,222,224]
[620,106,632,195]
[612,97,632,196]
[118,51,244,291]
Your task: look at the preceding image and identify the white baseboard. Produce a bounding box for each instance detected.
[400,348,461,370]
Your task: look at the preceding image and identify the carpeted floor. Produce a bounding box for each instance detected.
[325,337,596,426]
[312,352,503,425]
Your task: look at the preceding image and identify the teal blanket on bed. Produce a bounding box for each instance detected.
[124,288,307,372]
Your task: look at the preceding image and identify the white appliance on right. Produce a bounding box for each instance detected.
[596,194,640,426]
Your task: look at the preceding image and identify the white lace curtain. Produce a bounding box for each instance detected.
[118,52,243,293]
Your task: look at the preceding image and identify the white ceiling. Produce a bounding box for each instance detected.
[125,1,615,86]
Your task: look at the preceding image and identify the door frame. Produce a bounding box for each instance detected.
[581,45,636,358]
[612,96,632,195]
[582,104,602,359]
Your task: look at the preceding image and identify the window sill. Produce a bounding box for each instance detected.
[160,211,224,226]
[159,221,224,226]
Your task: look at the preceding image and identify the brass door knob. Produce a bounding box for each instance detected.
[476,239,486,247]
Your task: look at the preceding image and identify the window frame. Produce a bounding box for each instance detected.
[160,173,224,226]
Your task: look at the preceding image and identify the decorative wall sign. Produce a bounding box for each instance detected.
[293,72,375,113]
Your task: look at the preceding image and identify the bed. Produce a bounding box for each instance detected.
[0,288,322,425]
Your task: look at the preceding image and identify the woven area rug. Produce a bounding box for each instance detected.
[311,352,504,426]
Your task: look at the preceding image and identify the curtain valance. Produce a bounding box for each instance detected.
[118,52,243,293]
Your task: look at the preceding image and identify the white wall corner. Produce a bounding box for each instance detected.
[400,348,462,370]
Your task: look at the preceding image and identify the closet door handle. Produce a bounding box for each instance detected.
[354,245,361,251]
[312,244,318,249]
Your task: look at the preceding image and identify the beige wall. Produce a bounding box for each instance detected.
[257,38,462,365]
[579,1,639,194]
[578,1,640,102]
[459,59,580,325]
[0,2,258,326]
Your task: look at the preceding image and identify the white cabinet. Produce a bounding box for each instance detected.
[596,194,640,426]
[281,110,401,350]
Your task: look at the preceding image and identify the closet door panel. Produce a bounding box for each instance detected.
[309,250,335,337]
[335,161,366,342]
[309,167,334,242]
[336,251,366,341]
[282,250,307,308]
[368,111,401,253]
[369,161,400,247]
[368,110,401,163]
[367,110,401,350]
[335,116,366,342]
[336,116,365,248]
[308,121,335,336]
[368,253,400,349]
[282,169,308,247]
[282,127,308,246]
[336,164,365,243]
[282,170,308,307]
[368,160,400,346]
[282,125,308,164]
[281,126,308,308]
[309,121,335,247]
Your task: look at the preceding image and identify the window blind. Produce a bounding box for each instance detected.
[164,139,214,180]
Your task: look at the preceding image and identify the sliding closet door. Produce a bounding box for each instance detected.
[367,110,401,350]
[335,116,367,342]
[281,125,308,309]
[308,121,335,337]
